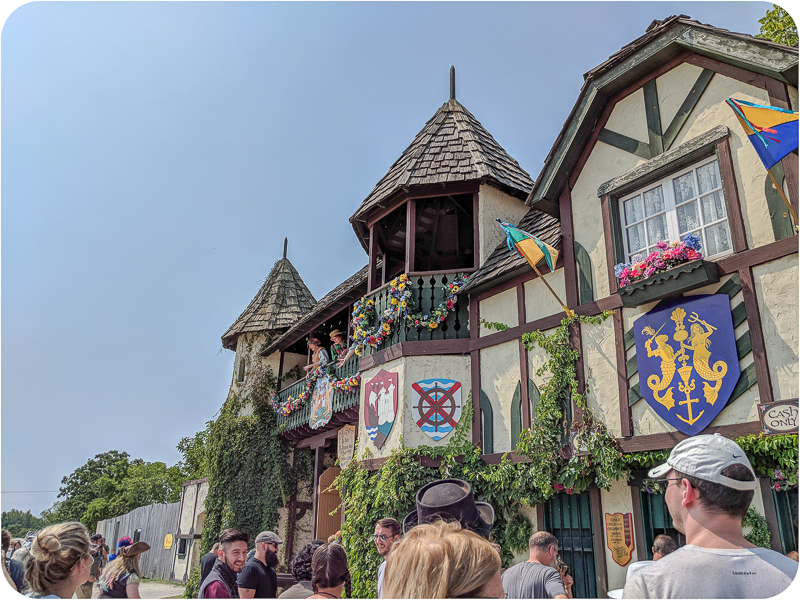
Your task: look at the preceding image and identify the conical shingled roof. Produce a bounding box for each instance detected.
[351,98,534,226]
[221,258,317,350]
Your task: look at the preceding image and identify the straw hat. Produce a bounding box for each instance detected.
[118,541,150,557]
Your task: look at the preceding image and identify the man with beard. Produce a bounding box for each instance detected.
[200,529,250,599]
[373,518,400,599]
[238,531,282,599]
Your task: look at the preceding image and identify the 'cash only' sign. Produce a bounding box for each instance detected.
[758,400,799,435]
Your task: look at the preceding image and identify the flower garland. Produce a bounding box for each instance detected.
[271,368,361,416]
[614,234,702,287]
[351,273,467,356]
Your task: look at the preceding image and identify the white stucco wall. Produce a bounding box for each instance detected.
[582,317,622,436]
[656,63,703,134]
[480,340,521,454]
[753,255,800,399]
[523,269,568,323]
[479,286,518,337]
[604,87,648,143]
[672,72,775,249]
[571,144,642,299]
[356,355,472,459]
[478,184,529,267]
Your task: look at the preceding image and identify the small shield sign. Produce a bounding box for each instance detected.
[412,378,462,441]
[633,294,740,436]
[364,369,398,449]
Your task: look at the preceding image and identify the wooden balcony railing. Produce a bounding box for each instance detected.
[359,271,470,357]
[275,353,360,432]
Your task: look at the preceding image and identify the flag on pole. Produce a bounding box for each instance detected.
[496,219,559,272]
[726,98,798,169]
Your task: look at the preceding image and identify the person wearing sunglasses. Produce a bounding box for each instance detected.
[238,531,282,599]
[373,518,400,599]
[24,522,94,599]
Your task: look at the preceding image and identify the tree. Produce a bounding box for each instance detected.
[177,425,211,481]
[1,509,47,537]
[41,450,190,532]
[758,5,798,46]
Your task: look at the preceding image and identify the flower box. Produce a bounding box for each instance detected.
[615,259,720,307]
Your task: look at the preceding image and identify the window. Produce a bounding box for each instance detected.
[619,157,733,263]
[237,357,245,382]
[177,537,188,559]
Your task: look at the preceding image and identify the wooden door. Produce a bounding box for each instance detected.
[316,467,342,542]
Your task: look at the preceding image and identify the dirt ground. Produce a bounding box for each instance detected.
[139,580,186,599]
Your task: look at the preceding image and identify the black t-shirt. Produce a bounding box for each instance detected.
[200,552,217,586]
[237,557,277,598]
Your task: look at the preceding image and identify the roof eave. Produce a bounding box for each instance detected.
[527,20,799,213]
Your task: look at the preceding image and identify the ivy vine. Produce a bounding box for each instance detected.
[742,507,772,548]
[200,368,314,558]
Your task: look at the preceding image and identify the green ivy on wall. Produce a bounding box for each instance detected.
[200,369,314,556]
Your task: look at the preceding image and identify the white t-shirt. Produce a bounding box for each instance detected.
[377,560,386,599]
[622,545,797,599]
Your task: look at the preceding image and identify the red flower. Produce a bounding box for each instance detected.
[554,483,564,491]
[446,300,454,309]
[566,487,574,495]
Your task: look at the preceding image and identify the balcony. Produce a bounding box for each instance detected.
[276,353,360,437]
[359,271,470,357]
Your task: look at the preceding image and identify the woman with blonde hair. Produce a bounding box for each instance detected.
[24,522,94,599]
[98,541,150,599]
[382,519,503,598]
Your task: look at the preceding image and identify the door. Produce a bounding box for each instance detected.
[316,467,342,542]
[543,492,597,599]
[638,488,684,559]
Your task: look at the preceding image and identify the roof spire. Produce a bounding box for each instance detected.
[283,237,288,259]
[450,65,456,100]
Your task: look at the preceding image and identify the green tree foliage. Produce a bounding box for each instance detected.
[200,369,313,553]
[758,5,798,46]
[1,509,47,537]
[177,426,211,481]
[41,450,189,532]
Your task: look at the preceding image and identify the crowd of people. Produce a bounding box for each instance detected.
[2,434,797,598]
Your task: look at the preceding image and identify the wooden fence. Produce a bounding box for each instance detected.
[95,502,179,580]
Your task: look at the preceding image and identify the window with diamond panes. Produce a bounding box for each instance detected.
[620,157,733,263]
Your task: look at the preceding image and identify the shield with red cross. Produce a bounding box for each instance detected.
[412,378,462,441]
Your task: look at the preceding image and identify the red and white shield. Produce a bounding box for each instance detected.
[364,369,398,449]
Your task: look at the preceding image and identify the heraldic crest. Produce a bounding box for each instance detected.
[364,369,398,449]
[633,294,740,436]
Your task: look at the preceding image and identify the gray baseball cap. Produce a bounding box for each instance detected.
[255,531,283,545]
[648,433,757,491]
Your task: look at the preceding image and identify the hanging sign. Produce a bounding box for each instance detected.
[309,376,333,429]
[338,424,356,469]
[412,378,462,441]
[633,295,739,436]
[605,513,635,567]
[758,400,799,435]
[364,369,398,449]
[164,534,173,550]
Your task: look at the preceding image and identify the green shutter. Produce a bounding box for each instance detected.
[574,241,595,305]
[479,390,494,455]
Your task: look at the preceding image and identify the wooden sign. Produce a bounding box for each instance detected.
[605,512,635,567]
[164,534,173,550]
[338,424,356,469]
[758,400,799,435]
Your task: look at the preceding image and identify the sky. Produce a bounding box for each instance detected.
[1,1,774,516]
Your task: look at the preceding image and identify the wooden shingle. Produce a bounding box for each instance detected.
[221,258,317,350]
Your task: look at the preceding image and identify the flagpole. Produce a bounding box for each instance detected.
[530,262,575,318]
[767,167,798,230]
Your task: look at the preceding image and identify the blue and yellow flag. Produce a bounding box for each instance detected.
[496,219,559,273]
[726,98,798,169]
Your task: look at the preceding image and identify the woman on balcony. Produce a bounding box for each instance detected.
[304,335,330,373]
[329,330,348,361]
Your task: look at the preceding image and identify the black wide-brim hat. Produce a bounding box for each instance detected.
[402,479,495,539]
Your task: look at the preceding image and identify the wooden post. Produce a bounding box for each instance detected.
[311,447,325,539]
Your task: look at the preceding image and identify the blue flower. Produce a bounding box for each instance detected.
[614,263,631,278]
[683,232,702,251]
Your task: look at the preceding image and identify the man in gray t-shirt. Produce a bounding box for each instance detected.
[502,531,568,599]
[623,434,798,599]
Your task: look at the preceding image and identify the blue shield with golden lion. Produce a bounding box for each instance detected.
[634,294,740,436]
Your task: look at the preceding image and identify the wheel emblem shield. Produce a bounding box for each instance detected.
[412,378,462,441]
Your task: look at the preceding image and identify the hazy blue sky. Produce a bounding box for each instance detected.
[2,2,771,515]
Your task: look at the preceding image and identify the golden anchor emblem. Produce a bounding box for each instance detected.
[641,306,729,426]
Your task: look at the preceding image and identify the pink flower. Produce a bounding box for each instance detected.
[554,483,565,492]
[774,482,781,491]
[566,488,574,495]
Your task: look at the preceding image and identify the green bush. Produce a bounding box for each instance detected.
[182,566,201,599]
